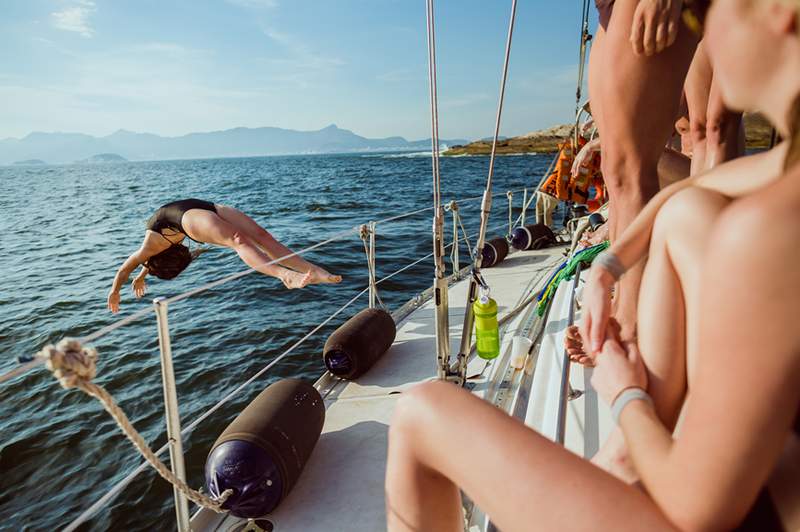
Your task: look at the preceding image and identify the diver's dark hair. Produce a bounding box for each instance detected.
[145,244,193,280]
[786,94,800,171]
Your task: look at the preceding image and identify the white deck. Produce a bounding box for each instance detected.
[194,245,613,532]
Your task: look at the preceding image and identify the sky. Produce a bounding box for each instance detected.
[0,0,597,141]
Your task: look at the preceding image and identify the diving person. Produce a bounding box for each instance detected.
[107,199,341,313]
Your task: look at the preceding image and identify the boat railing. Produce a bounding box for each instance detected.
[0,187,532,531]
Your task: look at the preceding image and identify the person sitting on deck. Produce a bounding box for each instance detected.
[107,199,341,313]
[565,0,796,480]
[384,1,800,530]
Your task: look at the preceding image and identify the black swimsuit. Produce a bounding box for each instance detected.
[146,199,217,242]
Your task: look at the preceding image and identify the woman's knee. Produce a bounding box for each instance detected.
[653,187,729,248]
[227,230,255,250]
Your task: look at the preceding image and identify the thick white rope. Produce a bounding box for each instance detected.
[38,338,232,514]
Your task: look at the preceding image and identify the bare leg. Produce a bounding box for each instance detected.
[704,79,744,171]
[593,0,697,340]
[215,205,341,284]
[684,41,713,176]
[386,381,675,532]
[181,210,312,288]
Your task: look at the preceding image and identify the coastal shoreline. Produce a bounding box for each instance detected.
[444,112,774,156]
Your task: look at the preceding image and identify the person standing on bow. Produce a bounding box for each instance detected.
[585,0,698,344]
[107,199,342,313]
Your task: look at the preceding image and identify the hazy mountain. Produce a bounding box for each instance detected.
[77,153,128,164]
[0,125,468,165]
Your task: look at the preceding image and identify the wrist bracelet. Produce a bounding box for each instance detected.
[593,251,626,281]
[610,387,652,424]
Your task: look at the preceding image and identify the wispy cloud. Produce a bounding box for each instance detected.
[260,27,344,88]
[51,0,96,38]
[376,68,421,83]
[226,0,278,8]
[441,93,490,109]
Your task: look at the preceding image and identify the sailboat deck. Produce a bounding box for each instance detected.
[193,244,612,532]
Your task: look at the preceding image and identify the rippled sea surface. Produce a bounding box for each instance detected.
[0,152,553,531]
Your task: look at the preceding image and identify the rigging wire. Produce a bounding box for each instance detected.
[454,0,518,382]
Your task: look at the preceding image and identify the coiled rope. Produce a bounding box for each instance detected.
[37,338,232,513]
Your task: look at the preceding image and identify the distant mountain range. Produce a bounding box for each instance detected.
[0,125,468,165]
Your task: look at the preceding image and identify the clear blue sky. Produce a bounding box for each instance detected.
[0,0,597,141]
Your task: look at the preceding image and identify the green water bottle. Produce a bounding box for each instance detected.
[473,288,500,359]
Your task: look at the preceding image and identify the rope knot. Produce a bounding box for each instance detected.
[39,338,98,389]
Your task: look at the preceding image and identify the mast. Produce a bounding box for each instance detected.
[425,0,451,380]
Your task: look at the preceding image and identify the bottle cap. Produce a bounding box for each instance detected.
[478,286,490,305]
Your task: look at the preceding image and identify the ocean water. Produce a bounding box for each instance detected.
[0,152,554,531]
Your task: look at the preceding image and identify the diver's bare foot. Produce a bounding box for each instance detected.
[281,270,313,289]
[591,429,639,484]
[307,267,342,285]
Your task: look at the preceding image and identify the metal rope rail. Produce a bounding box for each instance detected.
[1,191,526,387]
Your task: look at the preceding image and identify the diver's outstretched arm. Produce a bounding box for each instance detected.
[107,232,168,313]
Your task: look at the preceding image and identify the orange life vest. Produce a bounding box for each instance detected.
[540,138,605,210]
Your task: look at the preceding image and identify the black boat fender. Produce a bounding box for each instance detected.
[510,223,556,251]
[323,308,396,380]
[481,236,510,267]
[205,378,325,518]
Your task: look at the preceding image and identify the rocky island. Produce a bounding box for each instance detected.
[78,153,128,164]
[12,159,47,166]
[444,113,774,156]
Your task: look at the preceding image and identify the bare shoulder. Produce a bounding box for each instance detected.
[696,143,788,197]
[141,230,171,255]
[709,165,800,290]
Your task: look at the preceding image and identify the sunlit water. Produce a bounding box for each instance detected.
[0,152,555,530]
